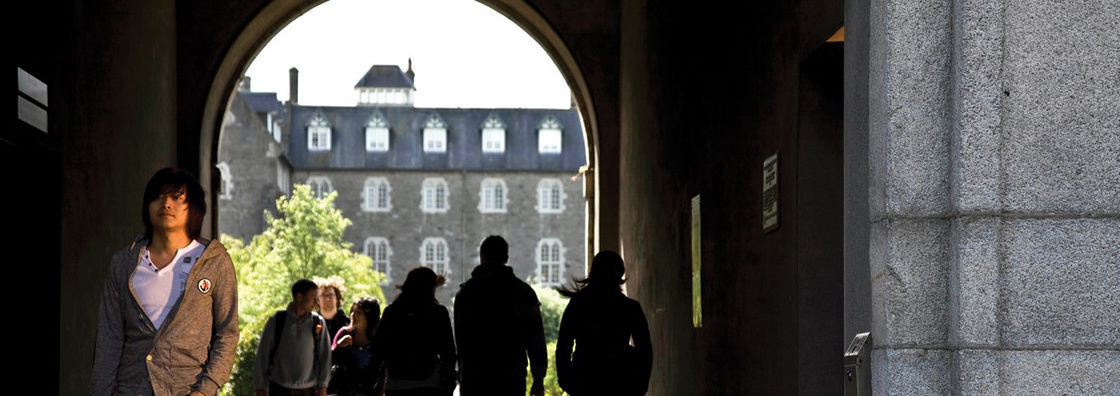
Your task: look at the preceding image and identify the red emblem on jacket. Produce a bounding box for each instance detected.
[198,278,212,294]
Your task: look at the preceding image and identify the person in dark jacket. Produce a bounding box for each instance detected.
[329,297,386,396]
[373,267,457,396]
[555,251,652,396]
[454,235,547,396]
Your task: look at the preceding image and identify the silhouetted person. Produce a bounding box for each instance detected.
[329,297,387,396]
[91,167,239,396]
[373,267,457,396]
[455,236,547,396]
[556,251,652,396]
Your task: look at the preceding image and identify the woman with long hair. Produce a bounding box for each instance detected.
[556,251,652,396]
[373,267,457,396]
[328,297,385,396]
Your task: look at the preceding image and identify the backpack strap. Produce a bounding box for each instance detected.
[268,310,287,376]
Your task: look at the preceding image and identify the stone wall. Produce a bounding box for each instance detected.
[293,169,586,305]
[867,0,1120,392]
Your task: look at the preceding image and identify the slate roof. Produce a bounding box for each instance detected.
[287,105,585,172]
[243,92,282,113]
[354,65,415,89]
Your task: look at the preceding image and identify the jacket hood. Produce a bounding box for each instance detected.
[469,263,515,281]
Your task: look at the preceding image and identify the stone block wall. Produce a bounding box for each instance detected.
[868,0,1120,392]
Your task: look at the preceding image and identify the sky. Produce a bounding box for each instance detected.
[244,0,572,109]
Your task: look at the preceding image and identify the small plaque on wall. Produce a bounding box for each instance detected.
[762,152,779,233]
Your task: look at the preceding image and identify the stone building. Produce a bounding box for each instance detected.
[218,65,587,303]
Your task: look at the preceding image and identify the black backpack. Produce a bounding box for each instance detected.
[267,310,324,375]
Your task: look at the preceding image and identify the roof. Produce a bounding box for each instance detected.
[286,106,585,172]
[354,65,414,89]
[242,92,282,113]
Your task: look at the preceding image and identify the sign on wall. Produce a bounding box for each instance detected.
[763,152,779,233]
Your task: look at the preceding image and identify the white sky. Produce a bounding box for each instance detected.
[244,0,572,109]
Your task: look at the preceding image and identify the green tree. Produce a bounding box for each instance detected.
[222,184,385,395]
[529,284,570,395]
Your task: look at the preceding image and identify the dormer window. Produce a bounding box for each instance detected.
[538,116,563,154]
[423,114,447,153]
[365,111,390,152]
[307,113,331,151]
[481,113,506,153]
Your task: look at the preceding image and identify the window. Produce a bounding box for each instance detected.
[307,114,331,151]
[365,112,390,152]
[478,178,508,213]
[277,163,290,195]
[362,177,392,212]
[481,113,506,153]
[538,116,563,154]
[536,239,565,286]
[215,162,233,200]
[272,120,283,143]
[364,237,392,283]
[423,114,447,153]
[420,178,450,213]
[536,178,565,213]
[420,238,450,275]
[306,176,333,199]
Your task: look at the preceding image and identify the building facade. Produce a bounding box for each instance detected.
[219,65,587,304]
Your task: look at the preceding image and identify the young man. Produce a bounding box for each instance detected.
[454,235,547,396]
[91,167,240,396]
[254,279,332,396]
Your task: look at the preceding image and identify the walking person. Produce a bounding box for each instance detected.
[254,279,332,396]
[454,236,547,396]
[373,267,457,396]
[316,275,350,340]
[555,251,652,396]
[328,297,387,396]
[91,167,239,396]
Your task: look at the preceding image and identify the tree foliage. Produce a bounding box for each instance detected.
[222,184,385,395]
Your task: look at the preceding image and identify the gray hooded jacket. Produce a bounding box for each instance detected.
[91,238,239,396]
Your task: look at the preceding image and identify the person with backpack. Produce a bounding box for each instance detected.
[254,279,332,396]
[373,267,457,396]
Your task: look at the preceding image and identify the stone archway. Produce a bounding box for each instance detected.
[198,0,606,266]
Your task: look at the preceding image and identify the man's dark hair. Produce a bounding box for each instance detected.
[479,235,508,265]
[291,278,318,299]
[141,167,207,240]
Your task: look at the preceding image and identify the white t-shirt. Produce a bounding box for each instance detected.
[131,239,205,329]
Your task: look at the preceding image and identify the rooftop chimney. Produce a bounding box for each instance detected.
[238,76,251,92]
[289,67,299,104]
[406,58,415,86]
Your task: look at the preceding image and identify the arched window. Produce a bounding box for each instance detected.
[307,113,332,151]
[306,176,333,199]
[365,111,390,152]
[420,178,450,213]
[538,116,563,154]
[420,238,450,275]
[536,238,565,286]
[423,113,447,153]
[215,162,233,200]
[364,237,392,283]
[362,177,392,212]
[478,178,508,213]
[536,178,565,213]
[481,113,506,153]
